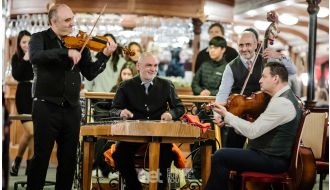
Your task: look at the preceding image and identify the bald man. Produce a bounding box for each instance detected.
[215,31,297,149]
[27,4,117,190]
[109,52,185,190]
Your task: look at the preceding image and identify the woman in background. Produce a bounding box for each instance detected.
[111,61,138,92]
[125,42,143,64]
[10,30,34,176]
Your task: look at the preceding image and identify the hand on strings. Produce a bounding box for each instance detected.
[102,41,118,57]
[161,112,172,121]
[213,114,225,127]
[200,89,211,96]
[23,51,29,61]
[212,102,228,117]
[262,48,282,59]
[68,49,82,65]
[120,109,134,119]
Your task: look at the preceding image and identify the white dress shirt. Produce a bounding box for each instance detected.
[223,85,296,139]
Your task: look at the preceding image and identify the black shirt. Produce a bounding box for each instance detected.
[110,76,185,120]
[29,28,110,107]
[11,54,33,82]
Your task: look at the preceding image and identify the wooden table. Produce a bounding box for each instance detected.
[80,120,215,190]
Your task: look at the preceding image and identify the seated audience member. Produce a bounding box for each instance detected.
[111,61,138,92]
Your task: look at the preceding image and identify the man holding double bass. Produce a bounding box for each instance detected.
[214,30,297,148]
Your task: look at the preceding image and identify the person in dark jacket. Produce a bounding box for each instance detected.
[192,36,227,96]
[109,52,185,190]
[10,30,34,176]
[26,4,117,190]
[194,22,238,73]
[190,35,228,179]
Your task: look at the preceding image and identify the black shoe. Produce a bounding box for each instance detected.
[10,157,22,176]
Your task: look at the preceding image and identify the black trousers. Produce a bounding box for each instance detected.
[27,100,81,190]
[205,148,290,190]
[112,142,174,190]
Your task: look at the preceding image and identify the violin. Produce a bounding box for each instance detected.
[226,91,269,121]
[63,31,135,56]
[201,92,269,122]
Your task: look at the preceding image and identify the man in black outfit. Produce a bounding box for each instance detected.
[194,22,238,73]
[27,4,117,190]
[109,52,185,190]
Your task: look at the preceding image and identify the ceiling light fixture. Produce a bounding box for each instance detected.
[233,26,246,34]
[318,7,329,18]
[246,10,257,17]
[279,14,298,25]
[254,21,271,31]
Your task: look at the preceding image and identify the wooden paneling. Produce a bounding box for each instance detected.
[56,0,204,18]
[56,0,131,14]
[10,0,48,14]
[133,0,203,18]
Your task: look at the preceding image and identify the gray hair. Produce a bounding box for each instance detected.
[48,4,68,25]
[137,52,158,64]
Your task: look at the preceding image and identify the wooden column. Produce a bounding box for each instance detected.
[191,18,202,73]
[305,0,320,109]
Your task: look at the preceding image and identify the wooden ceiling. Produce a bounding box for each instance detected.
[7,0,329,53]
[233,0,329,52]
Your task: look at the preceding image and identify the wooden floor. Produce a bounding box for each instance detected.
[7,165,329,190]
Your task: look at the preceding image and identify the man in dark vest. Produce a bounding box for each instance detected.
[205,62,303,190]
[215,30,297,148]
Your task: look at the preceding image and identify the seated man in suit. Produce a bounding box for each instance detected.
[109,52,185,190]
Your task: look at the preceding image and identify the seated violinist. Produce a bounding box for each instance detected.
[205,62,303,190]
[215,30,297,148]
[109,52,185,190]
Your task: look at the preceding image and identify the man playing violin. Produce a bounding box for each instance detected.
[215,30,297,148]
[109,52,185,190]
[205,62,303,190]
[27,4,117,190]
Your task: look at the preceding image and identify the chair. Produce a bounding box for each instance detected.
[301,108,329,190]
[240,109,311,190]
[105,143,186,190]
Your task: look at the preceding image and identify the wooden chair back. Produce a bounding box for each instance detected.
[301,108,329,160]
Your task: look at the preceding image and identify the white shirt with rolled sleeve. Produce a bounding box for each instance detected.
[223,85,296,139]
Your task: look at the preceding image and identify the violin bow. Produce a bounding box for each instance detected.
[71,3,108,70]
[240,10,279,95]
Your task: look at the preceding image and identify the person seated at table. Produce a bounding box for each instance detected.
[109,52,185,190]
[205,62,303,190]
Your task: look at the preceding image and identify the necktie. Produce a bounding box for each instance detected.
[144,83,150,95]
[247,60,253,71]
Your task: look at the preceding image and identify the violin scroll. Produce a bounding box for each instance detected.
[264,11,280,46]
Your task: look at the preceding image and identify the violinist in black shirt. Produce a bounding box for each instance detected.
[27,4,117,190]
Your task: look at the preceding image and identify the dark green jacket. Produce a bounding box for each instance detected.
[191,58,227,96]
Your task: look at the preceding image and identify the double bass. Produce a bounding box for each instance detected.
[226,10,280,121]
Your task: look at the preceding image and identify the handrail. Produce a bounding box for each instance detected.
[83,92,216,103]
